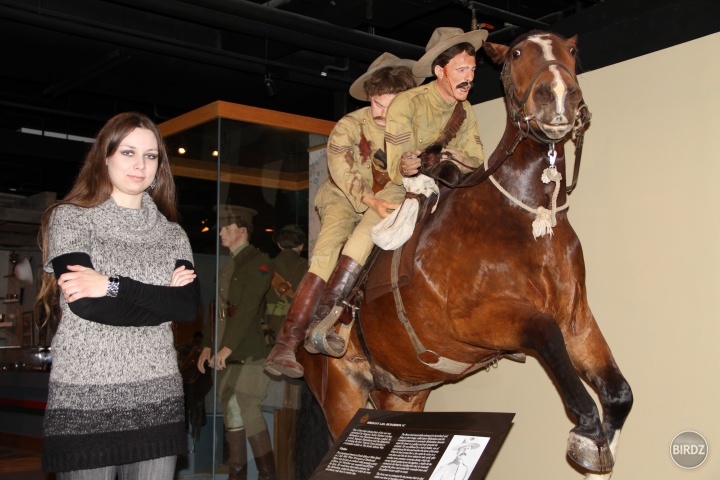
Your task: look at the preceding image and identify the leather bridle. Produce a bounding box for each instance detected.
[500,56,592,194]
[432,48,593,193]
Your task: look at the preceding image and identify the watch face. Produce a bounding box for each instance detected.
[107,276,120,297]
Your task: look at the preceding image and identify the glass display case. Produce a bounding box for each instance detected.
[158,101,333,479]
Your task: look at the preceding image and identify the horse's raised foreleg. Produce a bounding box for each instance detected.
[522,312,614,473]
[563,310,633,477]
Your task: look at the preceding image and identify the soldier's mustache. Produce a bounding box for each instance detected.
[456,81,473,90]
[373,116,385,122]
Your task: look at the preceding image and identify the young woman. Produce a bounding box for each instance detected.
[37,112,200,479]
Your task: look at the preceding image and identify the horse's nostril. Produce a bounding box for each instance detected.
[571,92,582,103]
[567,84,583,103]
[533,85,554,105]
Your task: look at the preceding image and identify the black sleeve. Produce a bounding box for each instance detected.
[118,259,201,323]
[52,253,200,326]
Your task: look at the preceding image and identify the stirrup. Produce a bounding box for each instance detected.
[305,305,355,358]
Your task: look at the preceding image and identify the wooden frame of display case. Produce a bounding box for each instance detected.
[158,101,335,191]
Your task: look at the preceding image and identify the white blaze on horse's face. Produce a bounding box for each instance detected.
[527,34,577,139]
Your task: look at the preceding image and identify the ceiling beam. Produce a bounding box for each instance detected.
[466,1,550,29]
[177,0,425,60]
[0,2,352,91]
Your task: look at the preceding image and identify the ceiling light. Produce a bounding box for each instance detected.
[264,73,277,97]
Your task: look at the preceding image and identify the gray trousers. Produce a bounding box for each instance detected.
[56,455,176,480]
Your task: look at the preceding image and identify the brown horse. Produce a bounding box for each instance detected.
[299,31,632,477]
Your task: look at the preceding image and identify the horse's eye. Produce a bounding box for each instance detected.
[569,47,577,56]
[512,49,521,59]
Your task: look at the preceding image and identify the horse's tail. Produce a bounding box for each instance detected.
[295,380,332,479]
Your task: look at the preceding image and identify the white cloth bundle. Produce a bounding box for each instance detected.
[371,175,439,250]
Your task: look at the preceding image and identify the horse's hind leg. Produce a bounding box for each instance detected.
[301,350,373,439]
[370,389,431,413]
[521,312,614,473]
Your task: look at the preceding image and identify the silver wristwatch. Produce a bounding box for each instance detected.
[106,275,120,297]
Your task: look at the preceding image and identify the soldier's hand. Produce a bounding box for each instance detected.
[374,199,401,218]
[211,347,232,371]
[442,147,473,173]
[400,150,421,177]
[197,347,212,374]
[363,195,400,218]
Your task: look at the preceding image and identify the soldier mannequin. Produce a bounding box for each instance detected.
[197,205,276,480]
[265,225,308,337]
[289,29,489,366]
[264,53,421,378]
[386,27,488,183]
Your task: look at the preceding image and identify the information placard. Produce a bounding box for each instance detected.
[309,409,514,480]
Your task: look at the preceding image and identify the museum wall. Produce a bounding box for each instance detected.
[425,32,720,479]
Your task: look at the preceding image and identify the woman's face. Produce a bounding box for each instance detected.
[106,127,159,207]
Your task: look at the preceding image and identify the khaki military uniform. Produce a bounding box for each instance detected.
[265,248,307,333]
[309,106,401,280]
[385,80,485,185]
[207,243,274,436]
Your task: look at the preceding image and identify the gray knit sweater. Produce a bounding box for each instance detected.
[42,194,193,472]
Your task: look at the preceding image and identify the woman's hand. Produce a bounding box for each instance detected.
[57,265,108,302]
[170,265,196,287]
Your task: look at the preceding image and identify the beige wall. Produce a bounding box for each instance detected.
[426,32,720,479]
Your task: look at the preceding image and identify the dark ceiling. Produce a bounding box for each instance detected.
[0,0,718,250]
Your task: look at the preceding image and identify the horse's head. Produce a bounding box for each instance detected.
[484,32,584,141]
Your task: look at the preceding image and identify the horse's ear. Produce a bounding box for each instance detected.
[482,42,508,65]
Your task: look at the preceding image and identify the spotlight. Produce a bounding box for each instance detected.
[264,74,277,97]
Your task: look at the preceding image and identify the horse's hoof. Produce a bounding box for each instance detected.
[567,431,614,473]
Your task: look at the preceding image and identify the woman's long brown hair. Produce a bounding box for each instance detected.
[35,112,179,330]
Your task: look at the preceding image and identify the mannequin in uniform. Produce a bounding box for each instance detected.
[198,205,276,480]
[264,53,421,378]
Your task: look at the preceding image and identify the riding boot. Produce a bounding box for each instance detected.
[248,429,277,480]
[306,255,362,353]
[263,272,326,378]
[225,428,247,480]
